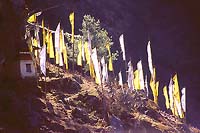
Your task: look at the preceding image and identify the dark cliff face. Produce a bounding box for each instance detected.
[0,0,23,81]
[2,0,200,128]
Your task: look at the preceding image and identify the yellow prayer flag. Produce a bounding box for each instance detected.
[46,28,50,54]
[69,12,74,43]
[154,81,159,104]
[33,38,38,57]
[133,69,140,90]
[59,29,68,69]
[150,68,158,104]
[173,74,181,103]
[174,103,179,117]
[77,39,82,66]
[89,61,95,78]
[63,45,68,70]
[84,42,90,64]
[155,81,159,96]
[27,14,36,23]
[49,32,55,58]
[56,51,59,64]
[106,43,113,71]
[59,30,63,54]
[163,86,170,109]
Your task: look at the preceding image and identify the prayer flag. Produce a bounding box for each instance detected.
[163,86,170,109]
[137,60,145,90]
[77,39,82,66]
[119,34,126,60]
[147,41,154,76]
[40,45,46,76]
[69,12,74,43]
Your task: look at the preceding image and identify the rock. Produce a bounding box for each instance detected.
[72,75,83,84]
[110,115,124,131]
[46,101,54,114]
[72,108,90,123]
[61,78,81,94]
[85,95,101,111]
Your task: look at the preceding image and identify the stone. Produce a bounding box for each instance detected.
[72,75,83,84]
[72,108,90,123]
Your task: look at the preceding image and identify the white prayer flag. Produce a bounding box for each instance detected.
[55,23,60,51]
[59,29,64,66]
[91,48,101,85]
[181,87,186,112]
[40,45,46,76]
[175,98,183,118]
[137,60,145,90]
[88,31,92,55]
[118,71,123,87]
[101,57,108,84]
[147,41,153,76]
[119,34,126,60]
[35,26,41,48]
[127,61,134,90]
[82,38,85,61]
[168,78,174,110]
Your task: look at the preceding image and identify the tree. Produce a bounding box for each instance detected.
[66,15,118,72]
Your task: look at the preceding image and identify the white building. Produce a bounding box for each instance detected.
[19,52,36,79]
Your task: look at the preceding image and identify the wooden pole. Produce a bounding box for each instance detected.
[72,42,75,72]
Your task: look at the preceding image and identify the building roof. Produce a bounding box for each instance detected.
[19,52,33,60]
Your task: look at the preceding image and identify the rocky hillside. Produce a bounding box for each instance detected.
[0,62,199,132]
[26,0,200,127]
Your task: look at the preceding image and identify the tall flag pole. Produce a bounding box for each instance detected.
[49,32,55,58]
[91,48,101,85]
[35,25,41,48]
[119,34,126,61]
[119,34,127,80]
[106,43,113,72]
[58,29,64,67]
[147,41,154,76]
[181,87,186,121]
[181,87,186,113]
[46,27,50,55]
[137,60,145,90]
[150,68,158,104]
[69,12,75,71]
[163,86,170,109]
[55,22,60,65]
[168,77,174,115]
[155,81,159,104]
[173,74,184,118]
[118,71,124,93]
[39,45,46,76]
[133,69,140,90]
[101,57,108,84]
[81,38,85,62]
[77,39,82,66]
[127,61,134,90]
[60,29,67,69]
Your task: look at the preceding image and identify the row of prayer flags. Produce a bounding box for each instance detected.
[146,40,185,118]
[33,13,186,119]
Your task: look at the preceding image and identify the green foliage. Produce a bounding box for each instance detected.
[66,15,118,72]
